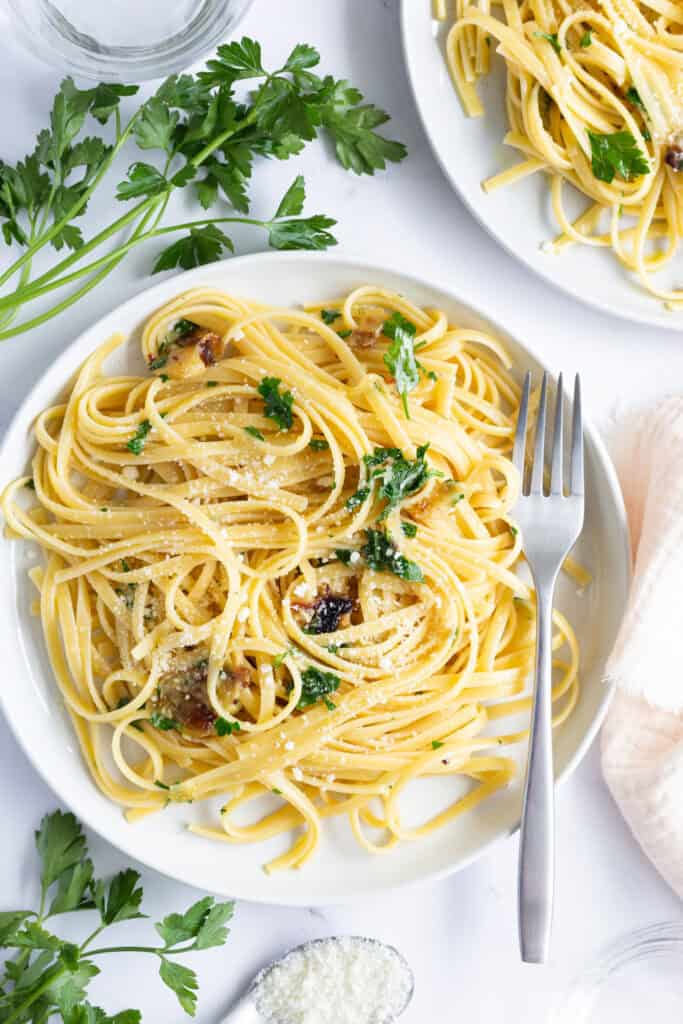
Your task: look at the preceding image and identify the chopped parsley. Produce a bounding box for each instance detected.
[451,493,465,505]
[154,780,171,790]
[309,438,330,451]
[244,425,265,441]
[126,419,152,455]
[160,373,169,382]
[535,32,562,54]
[337,328,352,339]
[258,376,294,431]
[320,309,341,324]
[121,558,131,572]
[335,548,353,565]
[401,521,418,537]
[625,86,645,112]
[345,486,371,511]
[206,380,218,387]
[298,666,340,710]
[431,740,444,750]
[148,318,199,370]
[587,130,649,184]
[272,788,283,795]
[215,717,240,736]
[579,29,592,47]
[149,711,180,731]
[362,528,424,582]
[116,583,137,610]
[510,525,518,536]
[25,478,36,490]
[382,312,419,418]
[273,647,294,668]
[346,444,437,518]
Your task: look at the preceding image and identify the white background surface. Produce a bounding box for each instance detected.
[0,1,681,1021]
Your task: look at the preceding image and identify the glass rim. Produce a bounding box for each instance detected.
[550,921,683,1023]
[3,0,255,82]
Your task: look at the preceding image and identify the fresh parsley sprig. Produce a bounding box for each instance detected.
[0,810,234,1022]
[0,39,406,341]
[587,129,649,184]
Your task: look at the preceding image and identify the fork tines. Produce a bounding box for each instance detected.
[513,372,583,498]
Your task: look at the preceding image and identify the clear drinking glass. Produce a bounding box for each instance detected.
[3,0,255,81]
[551,922,683,1023]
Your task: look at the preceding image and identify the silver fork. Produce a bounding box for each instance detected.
[513,371,584,964]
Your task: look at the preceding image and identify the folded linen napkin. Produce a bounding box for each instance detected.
[602,397,683,898]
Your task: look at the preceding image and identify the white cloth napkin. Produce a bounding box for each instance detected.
[602,397,683,898]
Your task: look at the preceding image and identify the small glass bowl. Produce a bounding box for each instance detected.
[3,0,255,82]
[551,922,683,1023]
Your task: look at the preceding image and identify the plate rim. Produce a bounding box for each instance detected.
[0,251,631,904]
[399,0,683,332]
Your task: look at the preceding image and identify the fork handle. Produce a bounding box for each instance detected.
[518,575,557,964]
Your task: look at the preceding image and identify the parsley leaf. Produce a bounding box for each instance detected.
[382,312,419,417]
[116,162,168,201]
[93,868,145,925]
[401,521,418,537]
[35,810,88,895]
[150,711,180,731]
[626,86,645,112]
[298,667,340,710]
[215,717,240,736]
[244,425,265,441]
[200,37,266,84]
[309,438,330,450]
[320,309,340,324]
[159,958,198,1016]
[274,174,306,218]
[257,376,294,430]
[152,224,234,273]
[587,129,649,183]
[155,895,233,949]
[314,78,407,175]
[126,419,152,456]
[133,97,179,154]
[362,443,435,519]
[268,213,337,251]
[580,29,592,47]
[48,857,95,915]
[283,43,321,73]
[362,528,424,582]
[535,32,562,54]
[432,740,444,750]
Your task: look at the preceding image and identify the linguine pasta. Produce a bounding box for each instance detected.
[439,0,683,308]
[2,285,579,871]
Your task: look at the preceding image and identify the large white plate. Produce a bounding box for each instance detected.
[0,253,630,905]
[400,3,683,331]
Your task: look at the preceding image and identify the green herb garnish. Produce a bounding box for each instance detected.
[345,486,371,511]
[362,528,424,582]
[126,419,152,456]
[381,312,419,418]
[587,129,649,184]
[535,32,562,54]
[401,521,418,537]
[215,717,240,736]
[206,380,218,387]
[431,740,444,750]
[0,40,406,342]
[243,425,265,441]
[579,29,592,47]
[149,711,180,731]
[273,647,293,668]
[362,444,436,519]
[257,376,294,431]
[320,309,340,324]
[337,328,352,339]
[298,666,340,710]
[0,809,234,1020]
[308,438,330,450]
[626,86,645,111]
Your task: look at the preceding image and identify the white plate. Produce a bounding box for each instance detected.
[0,253,630,905]
[400,3,683,331]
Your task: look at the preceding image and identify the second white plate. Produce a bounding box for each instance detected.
[400,1,683,331]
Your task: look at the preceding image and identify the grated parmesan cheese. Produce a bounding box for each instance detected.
[252,936,412,1024]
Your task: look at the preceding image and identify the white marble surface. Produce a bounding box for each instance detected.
[0,1,682,1021]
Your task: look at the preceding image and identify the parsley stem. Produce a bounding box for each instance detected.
[87,942,196,956]
[3,963,68,1024]
[0,111,142,291]
[0,202,158,342]
[0,213,269,315]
